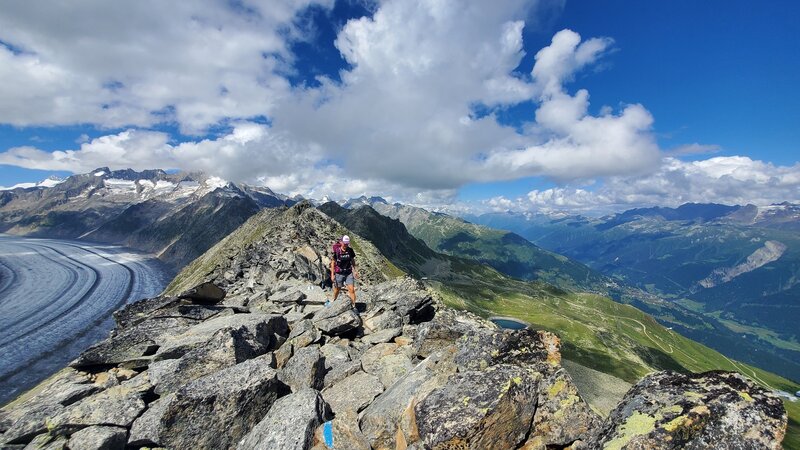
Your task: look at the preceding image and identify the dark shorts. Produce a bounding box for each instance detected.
[335,272,355,288]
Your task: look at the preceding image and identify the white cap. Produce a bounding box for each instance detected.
[342,235,350,243]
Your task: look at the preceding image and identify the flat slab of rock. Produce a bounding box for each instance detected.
[592,370,788,450]
[236,389,328,450]
[323,371,384,415]
[312,299,361,335]
[68,425,127,450]
[49,385,146,432]
[362,327,402,345]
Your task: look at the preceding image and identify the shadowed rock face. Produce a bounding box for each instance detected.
[0,202,788,449]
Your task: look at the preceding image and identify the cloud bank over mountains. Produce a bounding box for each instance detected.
[0,0,797,212]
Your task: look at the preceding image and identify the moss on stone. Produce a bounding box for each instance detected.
[604,412,657,450]
[548,379,567,397]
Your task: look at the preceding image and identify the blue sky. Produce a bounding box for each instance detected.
[0,0,798,213]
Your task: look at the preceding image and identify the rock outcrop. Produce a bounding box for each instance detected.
[0,203,787,449]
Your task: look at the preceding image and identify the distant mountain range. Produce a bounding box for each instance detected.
[0,168,296,268]
[467,202,800,382]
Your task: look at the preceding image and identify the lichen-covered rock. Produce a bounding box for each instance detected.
[362,327,402,345]
[413,308,494,358]
[68,425,127,450]
[592,370,788,450]
[454,328,561,373]
[528,368,601,447]
[237,389,328,450]
[415,363,540,450]
[131,358,285,449]
[360,350,457,450]
[279,345,325,391]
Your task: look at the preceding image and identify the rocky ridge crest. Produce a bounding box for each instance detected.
[0,202,787,449]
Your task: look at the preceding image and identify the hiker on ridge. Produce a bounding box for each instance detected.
[331,235,358,309]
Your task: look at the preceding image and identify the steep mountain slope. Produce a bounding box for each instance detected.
[469,204,800,383]
[318,200,799,444]
[345,197,612,293]
[0,168,295,268]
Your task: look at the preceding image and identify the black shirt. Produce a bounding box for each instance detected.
[336,245,356,273]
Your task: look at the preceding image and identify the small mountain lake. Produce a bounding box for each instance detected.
[490,317,529,330]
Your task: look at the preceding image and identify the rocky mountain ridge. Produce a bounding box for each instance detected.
[0,167,296,268]
[0,202,788,449]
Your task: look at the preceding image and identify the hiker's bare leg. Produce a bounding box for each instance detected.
[332,285,340,301]
[347,284,356,306]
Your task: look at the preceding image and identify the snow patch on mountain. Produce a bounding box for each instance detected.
[698,240,788,288]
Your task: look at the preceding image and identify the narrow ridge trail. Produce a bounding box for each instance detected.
[0,235,172,405]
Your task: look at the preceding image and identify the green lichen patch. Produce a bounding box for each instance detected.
[604,411,657,450]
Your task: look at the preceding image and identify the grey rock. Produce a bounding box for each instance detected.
[362,308,402,332]
[361,343,399,374]
[71,317,194,368]
[415,364,540,450]
[22,434,68,449]
[361,327,402,345]
[322,371,383,415]
[148,303,228,322]
[153,325,271,395]
[312,298,361,336]
[271,289,307,304]
[279,345,325,391]
[528,368,601,447]
[113,296,181,329]
[49,385,146,431]
[323,360,362,389]
[592,370,788,450]
[155,313,288,359]
[454,328,562,372]
[130,358,285,449]
[128,395,172,447]
[2,403,63,445]
[236,389,328,450]
[68,425,127,450]
[287,319,323,350]
[374,353,414,389]
[178,281,226,304]
[413,308,495,358]
[319,343,350,370]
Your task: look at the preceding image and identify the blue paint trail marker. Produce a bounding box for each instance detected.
[323,420,334,448]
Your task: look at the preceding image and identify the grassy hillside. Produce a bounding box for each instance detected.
[369,202,611,292]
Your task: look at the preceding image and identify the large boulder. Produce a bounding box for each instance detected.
[415,364,540,450]
[128,358,285,449]
[152,326,276,395]
[592,370,788,449]
[67,425,127,450]
[278,345,325,392]
[312,299,361,336]
[454,328,561,372]
[154,313,288,359]
[359,350,457,450]
[322,371,384,416]
[237,389,328,450]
